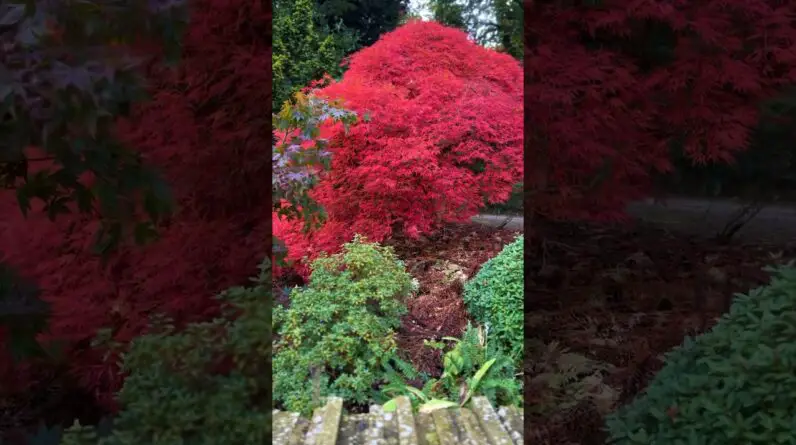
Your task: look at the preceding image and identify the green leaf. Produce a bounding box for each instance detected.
[72,185,94,213]
[133,221,158,245]
[16,187,30,217]
[382,398,398,412]
[405,386,428,402]
[418,399,458,413]
[45,196,71,221]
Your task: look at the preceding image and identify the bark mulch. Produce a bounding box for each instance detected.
[387,224,522,376]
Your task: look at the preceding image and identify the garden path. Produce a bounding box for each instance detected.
[474,197,796,243]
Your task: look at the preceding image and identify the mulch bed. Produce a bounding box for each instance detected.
[523,219,796,444]
[387,224,522,376]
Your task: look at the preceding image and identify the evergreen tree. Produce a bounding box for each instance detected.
[317,0,409,47]
[429,0,467,29]
[272,0,357,110]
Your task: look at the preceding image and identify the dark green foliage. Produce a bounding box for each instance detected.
[429,0,467,29]
[61,259,272,445]
[606,263,796,445]
[383,323,521,409]
[272,0,358,110]
[0,263,48,361]
[272,91,362,272]
[424,0,522,60]
[463,235,523,363]
[492,0,522,59]
[14,423,62,445]
[0,0,187,254]
[431,324,521,407]
[316,0,409,48]
[272,235,413,415]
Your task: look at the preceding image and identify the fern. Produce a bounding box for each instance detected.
[380,323,522,410]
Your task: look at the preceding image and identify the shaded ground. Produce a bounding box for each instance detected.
[523,219,796,444]
[387,224,523,376]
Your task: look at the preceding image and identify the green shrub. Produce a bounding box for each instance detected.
[382,323,522,410]
[605,263,796,445]
[273,235,413,415]
[58,259,273,445]
[463,235,523,363]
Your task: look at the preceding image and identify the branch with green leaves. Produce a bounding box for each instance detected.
[272,90,365,231]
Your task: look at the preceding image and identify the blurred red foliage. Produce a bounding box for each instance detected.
[525,0,796,220]
[0,0,271,406]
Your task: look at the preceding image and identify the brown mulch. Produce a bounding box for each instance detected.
[524,219,796,444]
[386,224,522,376]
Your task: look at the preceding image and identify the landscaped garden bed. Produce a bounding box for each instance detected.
[271,18,524,431]
[387,223,523,376]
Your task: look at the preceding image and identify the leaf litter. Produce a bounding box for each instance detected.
[524,219,796,444]
[386,223,522,377]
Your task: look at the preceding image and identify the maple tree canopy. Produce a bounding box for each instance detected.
[275,20,523,272]
[526,0,796,221]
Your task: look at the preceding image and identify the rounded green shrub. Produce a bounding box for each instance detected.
[606,263,796,445]
[273,235,413,415]
[463,235,523,363]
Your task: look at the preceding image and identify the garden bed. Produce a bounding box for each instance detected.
[271,223,523,415]
[386,224,522,377]
[524,219,796,444]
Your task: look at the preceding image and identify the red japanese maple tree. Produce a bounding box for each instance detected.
[274,21,523,272]
[0,0,270,405]
[525,0,796,221]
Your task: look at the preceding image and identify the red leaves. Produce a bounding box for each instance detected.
[275,21,523,270]
[526,0,796,220]
[0,0,271,404]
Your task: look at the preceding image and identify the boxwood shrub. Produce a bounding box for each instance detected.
[463,235,523,363]
[605,263,796,445]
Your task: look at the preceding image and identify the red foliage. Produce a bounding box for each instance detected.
[0,0,271,406]
[526,0,796,220]
[274,21,523,272]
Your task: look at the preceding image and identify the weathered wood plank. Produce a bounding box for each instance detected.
[338,413,371,445]
[305,397,344,445]
[394,396,419,445]
[274,396,522,445]
[430,409,458,445]
[497,405,524,445]
[415,411,438,445]
[470,397,513,445]
[364,410,387,445]
[458,408,492,445]
[273,410,300,445]
[290,417,311,445]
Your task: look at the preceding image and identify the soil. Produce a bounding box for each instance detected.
[386,224,522,376]
[523,219,796,444]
